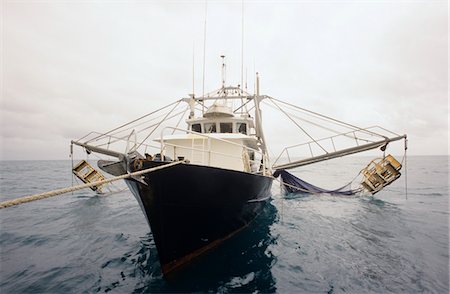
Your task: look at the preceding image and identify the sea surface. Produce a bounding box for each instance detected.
[0,156,448,293]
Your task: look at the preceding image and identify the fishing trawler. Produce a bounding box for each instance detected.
[70,57,406,276]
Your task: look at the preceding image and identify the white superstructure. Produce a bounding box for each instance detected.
[158,102,265,172]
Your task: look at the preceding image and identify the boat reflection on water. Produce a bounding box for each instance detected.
[128,202,278,293]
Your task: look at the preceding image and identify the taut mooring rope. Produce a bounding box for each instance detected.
[0,161,184,209]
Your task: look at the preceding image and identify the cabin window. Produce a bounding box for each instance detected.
[220,123,233,133]
[237,123,247,134]
[191,123,202,133]
[204,123,217,133]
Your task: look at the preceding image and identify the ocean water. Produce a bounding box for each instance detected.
[0,156,448,293]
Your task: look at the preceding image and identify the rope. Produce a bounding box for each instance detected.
[396,137,408,200]
[0,161,184,209]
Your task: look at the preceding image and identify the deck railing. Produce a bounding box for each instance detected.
[159,127,270,175]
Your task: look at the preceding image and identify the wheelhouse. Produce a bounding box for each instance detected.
[187,117,255,135]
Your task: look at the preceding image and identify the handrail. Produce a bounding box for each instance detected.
[159,126,263,156]
[73,132,159,152]
[161,141,262,173]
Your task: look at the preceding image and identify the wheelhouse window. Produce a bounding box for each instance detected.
[220,123,233,133]
[191,123,202,133]
[237,123,247,134]
[204,123,217,133]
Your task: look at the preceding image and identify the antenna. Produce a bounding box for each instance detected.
[256,72,260,96]
[253,59,256,95]
[221,55,226,88]
[241,0,244,94]
[192,41,195,96]
[202,0,208,98]
[245,67,248,91]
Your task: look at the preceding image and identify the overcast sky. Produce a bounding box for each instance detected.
[1,0,448,160]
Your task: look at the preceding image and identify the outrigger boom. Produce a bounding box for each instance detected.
[273,134,406,170]
[71,140,125,159]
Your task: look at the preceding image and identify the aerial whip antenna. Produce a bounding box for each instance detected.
[202,0,208,100]
[241,0,244,93]
[245,68,248,91]
[221,55,226,88]
[192,41,195,97]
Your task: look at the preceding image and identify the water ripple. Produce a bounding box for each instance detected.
[0,158,448,293]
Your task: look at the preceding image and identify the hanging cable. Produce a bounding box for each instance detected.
[70,143,74,193]
[404,137,408,200]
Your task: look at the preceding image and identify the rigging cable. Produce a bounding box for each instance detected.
[90,108,187,152]
[70,142,74,191]
[267,97,329,154]
[267,96,389,139]
[262,100,377,143]
[398,137,408,200]
[92,108,189,149]
[106,105,187,138]
[404,137,408,200]
[172,106,190,134]
[136,100,182,150]
[82,100,181,144]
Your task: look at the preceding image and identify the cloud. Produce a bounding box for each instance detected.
[1,1,447,160]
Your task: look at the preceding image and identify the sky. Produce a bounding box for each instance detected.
[1,0,448,160]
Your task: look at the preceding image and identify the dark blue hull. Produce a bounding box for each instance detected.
[126,163,273,276]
